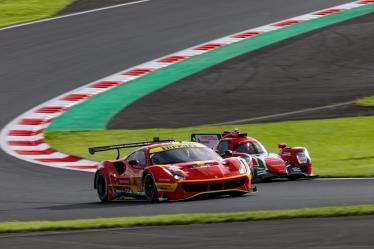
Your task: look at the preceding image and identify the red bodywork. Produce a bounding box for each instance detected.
[94,142,252,202]
[279,146,313,176]
[213,131,313,181]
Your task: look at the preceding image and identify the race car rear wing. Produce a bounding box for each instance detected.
[191,133,221,149]
[88,137,175,159]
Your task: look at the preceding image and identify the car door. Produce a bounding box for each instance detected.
[124,149,148,193]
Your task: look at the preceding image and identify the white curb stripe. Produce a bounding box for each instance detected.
[294,14,320,21]
[252,25,281,32]
[26,113,61,119]
[0,1,372,173]
[47,100,80,107]
[6,134,44,141]
[9,144,50,151]
[24,152,71,160]
[74,88,108,95]
[11,124,49,131]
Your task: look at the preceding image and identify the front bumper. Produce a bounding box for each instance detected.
[254,166,310,182]
[156,174,251,201]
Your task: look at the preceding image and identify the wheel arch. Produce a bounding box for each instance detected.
[93,161,114,189]
[141,166,159,184]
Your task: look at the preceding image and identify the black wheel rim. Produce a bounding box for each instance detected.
[144,174,155,198]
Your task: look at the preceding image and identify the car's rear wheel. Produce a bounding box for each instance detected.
[96,172,109,202]
[144,172,158,202]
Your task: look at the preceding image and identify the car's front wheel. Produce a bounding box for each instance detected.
[96,172,109,202]
[144,172,158,202]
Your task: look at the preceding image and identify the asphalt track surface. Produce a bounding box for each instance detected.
[57,0,143,15]
[0,0,371,223]
[110,12,374,129]
[2,216,374,249]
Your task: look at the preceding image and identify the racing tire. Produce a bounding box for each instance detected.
[96,172,109,202]
[144,172,158,202]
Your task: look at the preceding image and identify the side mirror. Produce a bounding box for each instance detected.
[278,143,287,149]
[128,159,140,166]
[224,150,233,157]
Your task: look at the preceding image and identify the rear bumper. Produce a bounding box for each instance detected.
[255,170,287,181]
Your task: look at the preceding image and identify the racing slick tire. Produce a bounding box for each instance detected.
[144,172,158,202]
[96,172,109,202]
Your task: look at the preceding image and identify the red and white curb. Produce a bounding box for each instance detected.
[0,1,372,173]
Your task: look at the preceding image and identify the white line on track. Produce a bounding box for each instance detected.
[0,226,150,239]
[315,177,374,180]
[207,101,354,126]
[0,0,151,32]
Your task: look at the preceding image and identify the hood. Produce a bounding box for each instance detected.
[164,160,240,180]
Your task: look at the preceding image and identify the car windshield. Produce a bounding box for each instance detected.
[234,142,267,154]
[150,147,222,165]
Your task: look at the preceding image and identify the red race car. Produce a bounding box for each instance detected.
[191,129,314,182]
[89,138,255,202]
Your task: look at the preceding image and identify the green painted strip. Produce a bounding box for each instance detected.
[256,157,266,170]
[48,4,374,131]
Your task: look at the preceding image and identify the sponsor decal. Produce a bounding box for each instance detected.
[158,178,171,182]
[149,143,204,153]
[190,163,215,169]
[290,166,301,172]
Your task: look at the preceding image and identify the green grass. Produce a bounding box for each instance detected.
[1,204,374,233]
[45,116,374,177]
[355,96,374,108]
[0,0,73,27]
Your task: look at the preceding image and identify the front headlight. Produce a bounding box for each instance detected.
[163,168,186,180]
[240,155,253,167]
[239,158,248,174]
